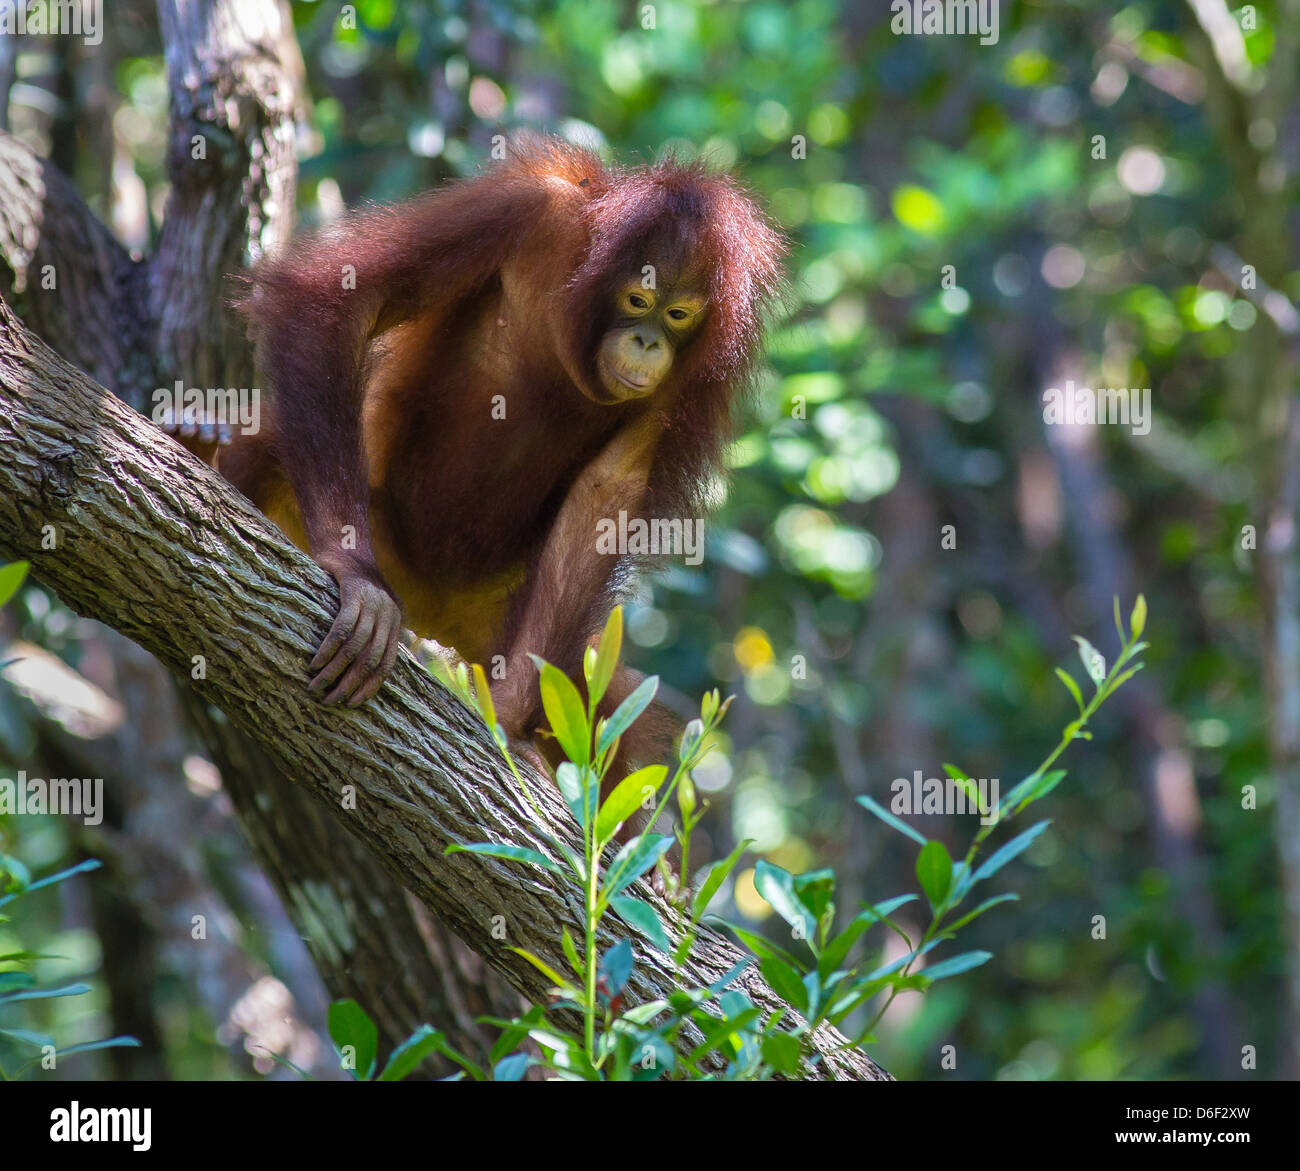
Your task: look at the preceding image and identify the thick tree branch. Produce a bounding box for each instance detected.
[0,132,147,397]
[0,299,888,1081]
[1,0,523,1058]
[148,0,304,415]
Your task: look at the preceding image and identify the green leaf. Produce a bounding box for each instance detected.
[1117,640,1149,667]
[792,868,836,929]
[973,821,1051,882]
[509,947,574,991]
[493,1053,531,1081]
[942,893,1018,933]
[0,858,102,910]
[620,999,670,1026]
[1101,663,1145,699]
[916,840,953,908]
[0,560,29,607]
[445,842,563,874]
[470,663,496,730]
[538,663,590,766]
[382,1027,487,1082]
[0,971,36,993]
[0,1026,52,1048]
[817,894,917,977]
[753,860,816,943]
[328,1000,378,1080]
[602,834,673,902]
[717,920,804,970]
[864,938,942,982]
[759,956,807,1013]
[1055,667,1084,714]
[561,926,583,977]
[1130,594,1147,640]
[677,773,697,818]
[922,950,993,982]
[0,982,91,1005]
[941,764,981,810]
[598,939,635,998]
[1073,636,1106,686]
[678,718,706,765]
[687,1007,763,1062]
[692,838,752,919]
[595,675,659,757]
[802,969,825,1019]
[948,860,974,902]
[555,762,599,831]
[0,853,31,894]
[611,895,671,954]
[760,1031,802,1075]
[376,1025,448,1081]
[856,794,928,847]
[553,840,586,884]
[596,764,666,846]
[1004,769,1067,815]
[587,607,623,706]
[487,1005,546,1067]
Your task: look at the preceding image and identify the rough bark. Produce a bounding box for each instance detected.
[0,299,888,1080]
[0,131,145,396]
[178,686,523,1065]
[0,0,525,1063]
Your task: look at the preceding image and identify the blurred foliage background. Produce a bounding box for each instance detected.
[1,0,1295,1080]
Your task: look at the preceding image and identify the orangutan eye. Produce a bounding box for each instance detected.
[667,307,690,321]
[628,293,651,310]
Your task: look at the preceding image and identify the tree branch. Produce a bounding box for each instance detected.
[0,298,888,1081]
[2,0,526,1060]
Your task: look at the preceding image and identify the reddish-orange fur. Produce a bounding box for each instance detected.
[220,138,784,764]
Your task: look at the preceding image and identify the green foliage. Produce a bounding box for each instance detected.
[359,601,1148,1080]
[5,0,1279,1080]
[0,859,140,1079]
[0,561,28,609]
[0,562,138,1079]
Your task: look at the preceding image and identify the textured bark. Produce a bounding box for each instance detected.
[0,300,888,1080]
[146,0,303,416]
[0,132,146,397]
[0,0,526,1063]
[178,687,523,1065]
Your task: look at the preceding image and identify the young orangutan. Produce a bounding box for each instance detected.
[220,138,785,774]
